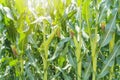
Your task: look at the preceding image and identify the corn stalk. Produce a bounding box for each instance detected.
[109,33,115,80]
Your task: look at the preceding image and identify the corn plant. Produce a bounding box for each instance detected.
[0,0,120,80]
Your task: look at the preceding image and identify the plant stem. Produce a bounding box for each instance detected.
[20,41,24,79]
[21,55,23,79]
[41,26,59,80]
[73,32,82,80]
[91,27,97,80]
[43,56,48,80]
[78,32,82,80]
[109,33,115,80]
[77,59,82,80]
[92,1,98,79]
[43,24,48,80]
[77,2,82,80]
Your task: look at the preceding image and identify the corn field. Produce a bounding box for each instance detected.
[0,0,120,80]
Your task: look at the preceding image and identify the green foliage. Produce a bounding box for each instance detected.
[0,0,120,80]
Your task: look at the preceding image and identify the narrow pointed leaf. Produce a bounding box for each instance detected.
[100,9,117,47]
[98,40,120,78]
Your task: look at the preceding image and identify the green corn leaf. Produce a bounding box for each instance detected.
[68,49,76,69]
[9,59,18,67]
[48,37,71,61]
[98,0,109,22]
[61,9,77,24]
[38,26,59,52]
[100,9,117,47]
[3,7,14,20]
[55,66,72,80]
[83,62,91,80]
[50,72,61,80]
[82,0,91,20]
[7,26,18,43]
[116,56,120,65]
[31,16,51,24]
[15,0,27,14]
[58,56,65,67]
[98,40,120,78]
[45,27,59,47]
[25,68,34,80]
